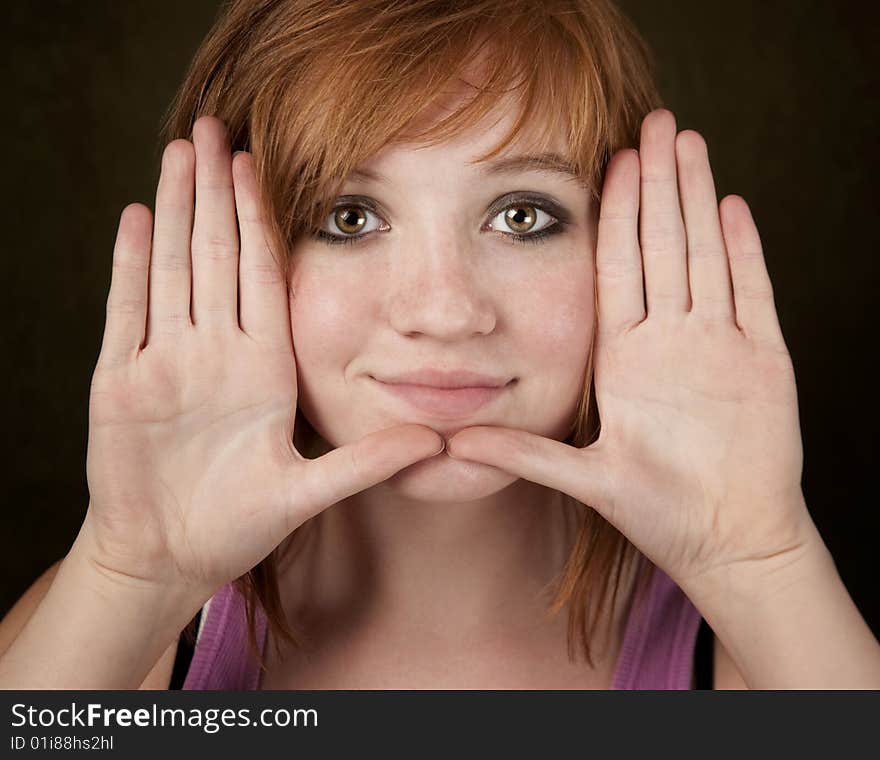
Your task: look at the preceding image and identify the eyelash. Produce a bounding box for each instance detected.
[315,199,568,248]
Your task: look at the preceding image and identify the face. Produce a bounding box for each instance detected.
[288,96,598,503]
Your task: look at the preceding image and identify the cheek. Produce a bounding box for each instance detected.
[288,267,372,426]
[289,265,369,363]
[504,264,595,441]
[514,266,595,359]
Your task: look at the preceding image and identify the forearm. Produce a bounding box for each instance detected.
[681,521,880,689]
[0,526,204,690]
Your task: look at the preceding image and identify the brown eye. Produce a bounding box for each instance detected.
[333,206,367,235]
[503,205,537,233]
[487,202,557,238]
[316,202,389,246]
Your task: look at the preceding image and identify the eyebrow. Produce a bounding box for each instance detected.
[348,152,583,185]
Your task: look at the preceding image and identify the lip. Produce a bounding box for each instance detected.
[374,368,511,389]
[372,376,516,418]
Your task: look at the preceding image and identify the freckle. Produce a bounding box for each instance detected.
[542,302,587,346]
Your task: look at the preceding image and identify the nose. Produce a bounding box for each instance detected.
[387,230,497,340]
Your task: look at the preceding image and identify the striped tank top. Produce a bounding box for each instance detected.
[178,558,710,690]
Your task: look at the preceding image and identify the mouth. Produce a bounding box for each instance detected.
[371,376,516,419]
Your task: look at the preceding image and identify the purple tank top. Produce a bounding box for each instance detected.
[182,559,702,690]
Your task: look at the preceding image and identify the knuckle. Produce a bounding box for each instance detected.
[687,242,725,259]
[155,312,188,328]
[122,202,150,218]
[692,292,733,312]
[201,174,235,193]
[676,129,707,156]
[194,236,239,260]
[691,307,729,330]
[347,444,366,479]
[738,286,774,302]
[646,108,675,129]
[520,434,543,461]
[162,140,195,173]
[237,209,265,226]
[106,297,146,314]
[118,203,152,233]
[733,247,765,262]
[596,254,637,279]
[640,226,683,253]
[240,261,283,285]
[720,194,746,211]
[111,256,148,274]
[736,279,774,301]
[639,172,676,186]
[151,253,190,272]
[194,115,226,136]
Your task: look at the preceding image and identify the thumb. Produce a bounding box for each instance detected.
[446,426,615,518]
[288,424,445,522]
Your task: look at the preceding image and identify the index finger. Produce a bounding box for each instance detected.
[595,148,645,336]
[232,151,291,350]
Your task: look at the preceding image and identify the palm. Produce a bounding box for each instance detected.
[87,329,300,590]
[446,110,816,589]
[82,117,443,600]
[589,312,804,579]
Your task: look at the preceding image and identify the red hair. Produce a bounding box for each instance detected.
[162,0,663,673]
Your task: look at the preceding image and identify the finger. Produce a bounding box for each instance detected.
[675,130,735,322]
[233,151,291,349]
[290,424,446,522]
[639,109,689,316]
[190,116,240,329]
[596,148,645,335]
[719,195,786,348]
[146,140,195,343]
[99,204,152,368]
[445,426,613,517]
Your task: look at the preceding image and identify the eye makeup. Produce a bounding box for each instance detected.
[314,192,573,248]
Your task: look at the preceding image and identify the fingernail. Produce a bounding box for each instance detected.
[233,150,244,157]
[432,438,447,456]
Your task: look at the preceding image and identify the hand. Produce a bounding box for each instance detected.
[84,116,444,599]
[445,109,818,591]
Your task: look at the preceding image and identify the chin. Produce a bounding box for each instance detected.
[380,451,520,502]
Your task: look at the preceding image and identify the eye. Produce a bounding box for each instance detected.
[481,193,569,246]
[485,203,559,238]
[316,202,390,246]
[314,194,570,248]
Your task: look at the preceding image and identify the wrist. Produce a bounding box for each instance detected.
[66,531,209,642]
[677,504,831,611]
[71,507,215,614]
[677,521,880,688]
[0,519,213,689]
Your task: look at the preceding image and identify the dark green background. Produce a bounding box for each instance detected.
[2,1,878,643]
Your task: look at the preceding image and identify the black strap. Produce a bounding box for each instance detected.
[169,608,202,690]
[693,616,714,689]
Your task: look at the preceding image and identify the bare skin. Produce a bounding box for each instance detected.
[0,116,445,689]
[8,102,856,689]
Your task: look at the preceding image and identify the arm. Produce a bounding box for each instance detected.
[442,111,877,689]
[0,558,180,690]
[682,518,880,690]
[0,521,201,690]
[713,635,748,690]
[0,560,63,657]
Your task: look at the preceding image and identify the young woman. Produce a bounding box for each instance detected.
[1,0,878,690]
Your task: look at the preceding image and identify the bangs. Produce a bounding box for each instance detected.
[195,0,662,271]
[157,0,663,669]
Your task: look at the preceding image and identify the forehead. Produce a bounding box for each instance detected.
[351,89,572,183]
